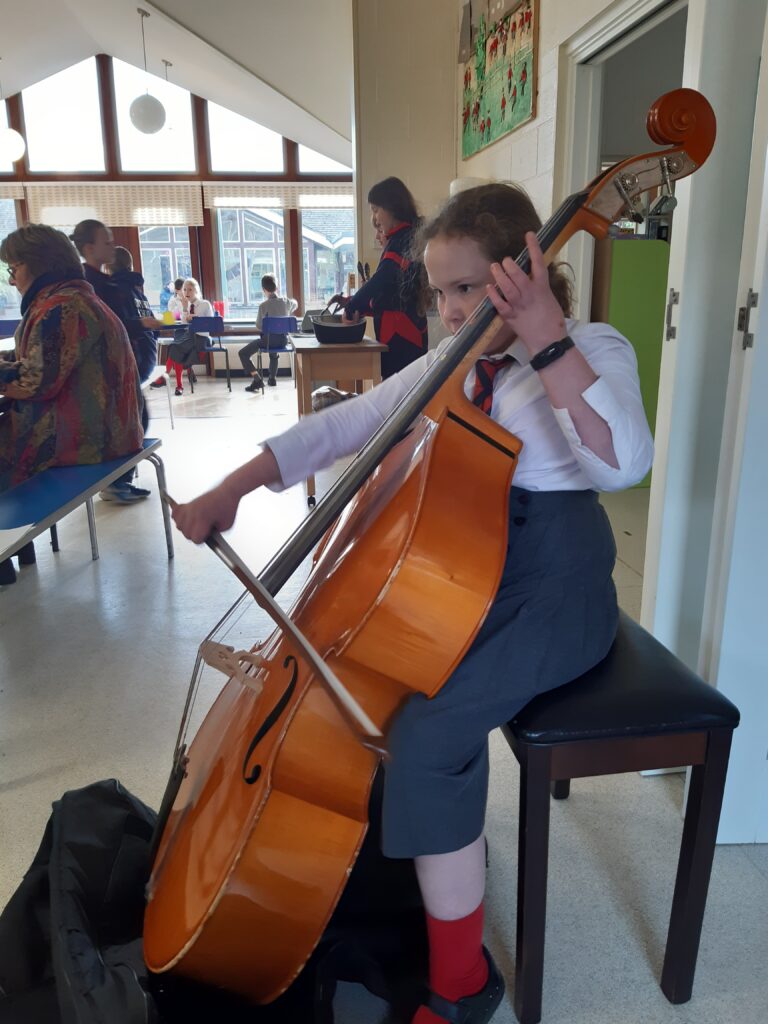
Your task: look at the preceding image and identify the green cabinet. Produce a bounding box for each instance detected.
[591,237,670,487]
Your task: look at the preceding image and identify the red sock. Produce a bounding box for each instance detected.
[413,903,488,1023]
[165,357,173,373]
[173,361,183,388]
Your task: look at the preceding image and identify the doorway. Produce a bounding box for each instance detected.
[561,2,689,622]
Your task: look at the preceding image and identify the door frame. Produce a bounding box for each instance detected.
[553,0,687,319]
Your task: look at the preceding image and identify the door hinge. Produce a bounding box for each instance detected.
[665,288,680,340]
[737,289,758,349]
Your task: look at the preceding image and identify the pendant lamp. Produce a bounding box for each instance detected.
[129,8,166,134]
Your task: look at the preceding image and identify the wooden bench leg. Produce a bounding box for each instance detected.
[515,743,553,1024]
[661,728,733,1004]
[148,454,174,560]
[551,780,570,800]
[85,497,99,560]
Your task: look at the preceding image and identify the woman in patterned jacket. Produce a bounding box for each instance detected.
[0,225,143,579]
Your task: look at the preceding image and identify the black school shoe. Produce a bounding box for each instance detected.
[0,559,16,585]
[422,948,505,1023]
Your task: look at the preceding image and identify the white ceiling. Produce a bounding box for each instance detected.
[0,0,353,164]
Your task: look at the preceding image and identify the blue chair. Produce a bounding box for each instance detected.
[188,316,231,393]
[257,316,297,390]
[0,319,21,337]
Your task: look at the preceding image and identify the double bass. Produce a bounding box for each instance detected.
[144,89,716,1002]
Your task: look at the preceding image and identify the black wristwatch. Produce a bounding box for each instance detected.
[530,335,574,371]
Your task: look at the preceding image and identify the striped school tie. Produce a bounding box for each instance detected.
[471,355,515,415]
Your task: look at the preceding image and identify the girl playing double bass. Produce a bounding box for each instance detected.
[172,183,653,1024]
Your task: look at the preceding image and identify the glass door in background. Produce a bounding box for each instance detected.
[138,226,192,312]
[300,207,355,305]
[0,199,20,321]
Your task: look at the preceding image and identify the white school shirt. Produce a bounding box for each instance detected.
[264,319,654,494]
[167,297,213,318]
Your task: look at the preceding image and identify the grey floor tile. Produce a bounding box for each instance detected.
[741,842,768,880]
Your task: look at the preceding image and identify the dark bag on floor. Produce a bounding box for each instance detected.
[0,775,427,1024]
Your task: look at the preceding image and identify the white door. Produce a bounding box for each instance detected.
[640,0,768,671]
[694,9,768,843]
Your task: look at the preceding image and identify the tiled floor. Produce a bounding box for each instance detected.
[1,377,766,1023]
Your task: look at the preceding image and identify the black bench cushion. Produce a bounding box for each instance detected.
[508,611,740,744]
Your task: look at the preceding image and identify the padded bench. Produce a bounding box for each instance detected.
[0,438,173,581]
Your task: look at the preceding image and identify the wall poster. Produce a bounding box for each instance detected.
[460,0,538,159]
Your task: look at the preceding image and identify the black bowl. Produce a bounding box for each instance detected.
[311,316,366,344]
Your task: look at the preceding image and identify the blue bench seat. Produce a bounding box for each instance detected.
[0,438,173,570]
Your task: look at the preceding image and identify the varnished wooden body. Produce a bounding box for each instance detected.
[144,86,717,1005]
[144,354,523,1002]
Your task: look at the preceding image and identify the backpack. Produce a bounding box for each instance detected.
[0,773,427,1024]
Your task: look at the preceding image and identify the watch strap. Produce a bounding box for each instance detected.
[530,335,574,371]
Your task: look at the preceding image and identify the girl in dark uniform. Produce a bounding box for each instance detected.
[172,185,653,1024]
[338,177,428,379]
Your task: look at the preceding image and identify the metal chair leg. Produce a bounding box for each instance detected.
[149,454,174,560]
[165,377,174,429]
[224,349,231,392]
[85,498,99,560]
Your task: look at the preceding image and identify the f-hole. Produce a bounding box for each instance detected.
[242,655,299,785]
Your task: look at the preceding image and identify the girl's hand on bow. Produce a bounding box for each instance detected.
[486,232,567,354]
[172,482,240,544]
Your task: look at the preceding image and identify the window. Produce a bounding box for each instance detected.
[300,208,356,305]
[208,102,284,173]
[138,226,192,312]
[222,247,244,307]
[245,249,278,304]
[0,199,21,320]
[298,144,352,174]
[22,58,105,172]
[216,208,287,318]
[112,58,195,173]
[243,213,272,242]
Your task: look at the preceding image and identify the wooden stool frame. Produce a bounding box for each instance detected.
[501,724,734,1024]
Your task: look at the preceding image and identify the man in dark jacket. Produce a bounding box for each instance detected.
[107,246,159,384]
[71,220,162,503]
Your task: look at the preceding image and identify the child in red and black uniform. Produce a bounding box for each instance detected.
[336,177,428,379]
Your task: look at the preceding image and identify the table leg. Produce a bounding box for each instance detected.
[296,358,315,502]
[295,357,305,416]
